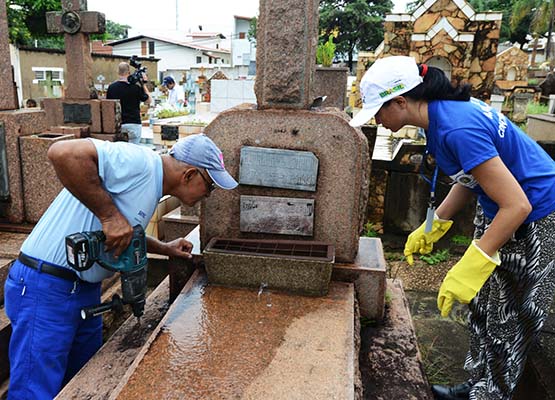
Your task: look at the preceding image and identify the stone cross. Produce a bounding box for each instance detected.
[46,0,106,99]
[0,0,20,110]
[254,0,319,110]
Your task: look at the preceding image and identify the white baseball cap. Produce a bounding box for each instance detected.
[349,56,423,127]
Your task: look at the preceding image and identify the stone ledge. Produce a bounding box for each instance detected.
[360,279,433,400]
[333,237,386,320]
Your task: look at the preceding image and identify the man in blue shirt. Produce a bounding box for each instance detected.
[4,134,237,399]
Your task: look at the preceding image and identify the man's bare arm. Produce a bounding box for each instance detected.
[47,139,133,256]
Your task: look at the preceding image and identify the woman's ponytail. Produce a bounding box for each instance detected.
[404,65,471,102]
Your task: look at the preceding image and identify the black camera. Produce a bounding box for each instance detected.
[128,55,147,86]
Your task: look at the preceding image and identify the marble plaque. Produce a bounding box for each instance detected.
[63,103,92,124]
[240,195,314,236]
[239,146,318,191]
[0,123,8,200]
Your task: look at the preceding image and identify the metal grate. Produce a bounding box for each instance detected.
[206,238,333,261]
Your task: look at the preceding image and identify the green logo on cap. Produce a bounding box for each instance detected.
[379,83,406,98]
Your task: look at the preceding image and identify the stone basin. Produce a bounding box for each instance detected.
[203,238,335,296]
[114,270,358,400]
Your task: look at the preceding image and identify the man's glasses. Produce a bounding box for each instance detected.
[196,168,216,193]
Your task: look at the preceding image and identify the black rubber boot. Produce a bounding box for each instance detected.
[431,381,473,400]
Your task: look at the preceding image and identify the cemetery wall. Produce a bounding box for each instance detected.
[17,47,159,102]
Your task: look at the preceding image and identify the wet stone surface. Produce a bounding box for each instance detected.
[117,277,355,400]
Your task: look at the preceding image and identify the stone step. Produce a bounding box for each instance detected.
[111,269,360,400]
[361,280,433,400]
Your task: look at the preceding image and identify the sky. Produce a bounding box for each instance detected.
[88,0,410,37]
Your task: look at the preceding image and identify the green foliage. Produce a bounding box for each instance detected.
[450,235,472,246]
[7,0,61,45]
[316,36,336,67]
[362,222,379,237]
[248,17,257,44]
[420,249,450,265]
[526,101,549,115]
[7,0,130,48]
[105,20,130,40]
[319,0,394,69]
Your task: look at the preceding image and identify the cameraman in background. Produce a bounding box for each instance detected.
[107,61,151,144]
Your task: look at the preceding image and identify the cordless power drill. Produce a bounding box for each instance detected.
[65,225,148,322]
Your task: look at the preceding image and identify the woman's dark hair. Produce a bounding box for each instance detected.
[402,65,471,102]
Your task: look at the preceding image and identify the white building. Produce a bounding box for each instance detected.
[232,15,256,68]
[108,34,231,81]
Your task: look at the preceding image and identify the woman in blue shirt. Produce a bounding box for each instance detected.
[350,56,555,400]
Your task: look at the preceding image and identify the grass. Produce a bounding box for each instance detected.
[526,101,549,115]
[419,337,452,385]
[450,235,472,247]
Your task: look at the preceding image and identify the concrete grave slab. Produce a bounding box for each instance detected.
[56,277,170,400]
[112,270,357,400]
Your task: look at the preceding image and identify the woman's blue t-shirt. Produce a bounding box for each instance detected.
[426,98,555,223]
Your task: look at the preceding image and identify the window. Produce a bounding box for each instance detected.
[32,67,64,84]
[148,41,155,55]
[209,57,213,64]
[239,32,246,39]
[32,67,64,97]
[141,41,147,56]
[196,56,202,64]
[216,43,219,49]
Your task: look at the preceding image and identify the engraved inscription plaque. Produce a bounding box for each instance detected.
[63,103,92,124]
[240,195,315,236]
[161,125,179,141]
[239,146,318,191]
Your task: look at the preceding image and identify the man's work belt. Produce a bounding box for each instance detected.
[18,252,80,282]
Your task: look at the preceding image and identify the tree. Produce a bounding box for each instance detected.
[247,16,257,44]
[511,0,554,67]
[7,0,61,45]
[7,0,130,48]
[105,20,130,40]
[319,0,394,71]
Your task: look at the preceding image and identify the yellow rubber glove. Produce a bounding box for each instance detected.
[437,240,500,317]
[403,215,453,265]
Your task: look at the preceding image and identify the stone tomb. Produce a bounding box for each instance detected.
[0,111,47,223]
[19,133,75,223]
[201,107,370,264]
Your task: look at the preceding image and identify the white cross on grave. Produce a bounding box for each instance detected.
[46,0,106,100]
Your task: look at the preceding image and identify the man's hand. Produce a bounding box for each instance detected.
[100,212,133,257]
[164,238,193,259]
